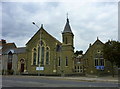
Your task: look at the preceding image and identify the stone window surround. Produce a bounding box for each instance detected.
[31,40,50,66]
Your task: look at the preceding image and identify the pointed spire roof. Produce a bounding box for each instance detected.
[63,18,73,34]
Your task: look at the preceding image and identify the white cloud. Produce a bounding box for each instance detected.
[1,1,118,53]
[1,0,119,2]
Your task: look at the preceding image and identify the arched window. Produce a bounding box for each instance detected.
[33,48,37,65]
[41,46,44,65]
[65,57,68,66]
[46,47,50,65]
[37,46,40,65]
[58,57,60,66]
[65,37,67,44]
[94,58,99,66]
[99,58,104,66]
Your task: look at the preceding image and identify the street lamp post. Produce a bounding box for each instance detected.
[32,22,41,76]
[38,31,42,76]
[32,22,39,28]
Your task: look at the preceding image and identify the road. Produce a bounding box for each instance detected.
[1,76,119,87]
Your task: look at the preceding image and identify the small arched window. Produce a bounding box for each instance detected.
[58,57,60,66]
[65,37,67,44]
[65,57,68,66]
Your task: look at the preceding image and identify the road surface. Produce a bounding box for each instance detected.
[2,76,119,87]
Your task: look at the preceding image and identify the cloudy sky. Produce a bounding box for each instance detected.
[1,0,118,53]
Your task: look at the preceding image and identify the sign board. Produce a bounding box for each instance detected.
[96,66,104,70]
[36,67,44,70]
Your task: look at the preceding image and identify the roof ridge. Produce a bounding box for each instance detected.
[26,27,61,45]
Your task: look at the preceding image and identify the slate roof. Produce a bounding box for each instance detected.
[62,18,73,34]
[1,41,26,54]
[2,43,17,54]
[14,47,26,53]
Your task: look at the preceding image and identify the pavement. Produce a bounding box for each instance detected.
[2,75,119,83]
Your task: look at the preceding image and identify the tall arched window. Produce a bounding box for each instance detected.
[37,40,45,66]
[33,48,37,65]
[41,46,44,65]
[37,46,40,65]
[46,47,50,64]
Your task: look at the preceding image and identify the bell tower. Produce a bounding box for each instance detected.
[61,15,74,75]
[62,17,74,47]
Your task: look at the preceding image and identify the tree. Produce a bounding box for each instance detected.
[74,50,83,56]
[103,40,120,77]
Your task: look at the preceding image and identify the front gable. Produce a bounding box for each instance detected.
[84,39,104,56]
[26,27,61,48]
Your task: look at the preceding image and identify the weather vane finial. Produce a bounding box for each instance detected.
[67,13,68,19]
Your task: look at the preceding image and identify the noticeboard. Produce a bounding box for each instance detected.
[36,67,44,70]
[96,66,104,70]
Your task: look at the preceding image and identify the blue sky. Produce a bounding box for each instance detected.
[1,0,118,53]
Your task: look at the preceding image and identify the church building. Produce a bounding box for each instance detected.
[26,18,74,75]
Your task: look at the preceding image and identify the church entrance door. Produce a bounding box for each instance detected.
[20,59,25,73]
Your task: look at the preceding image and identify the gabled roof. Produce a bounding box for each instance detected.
[2,43,17,54]
[92,38,104,46]
[26,25,61,45]
[83,38,104,57]
[62,18,73,34]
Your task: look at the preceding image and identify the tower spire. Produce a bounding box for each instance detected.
[62,13,73,33]
[66,13,69,23]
